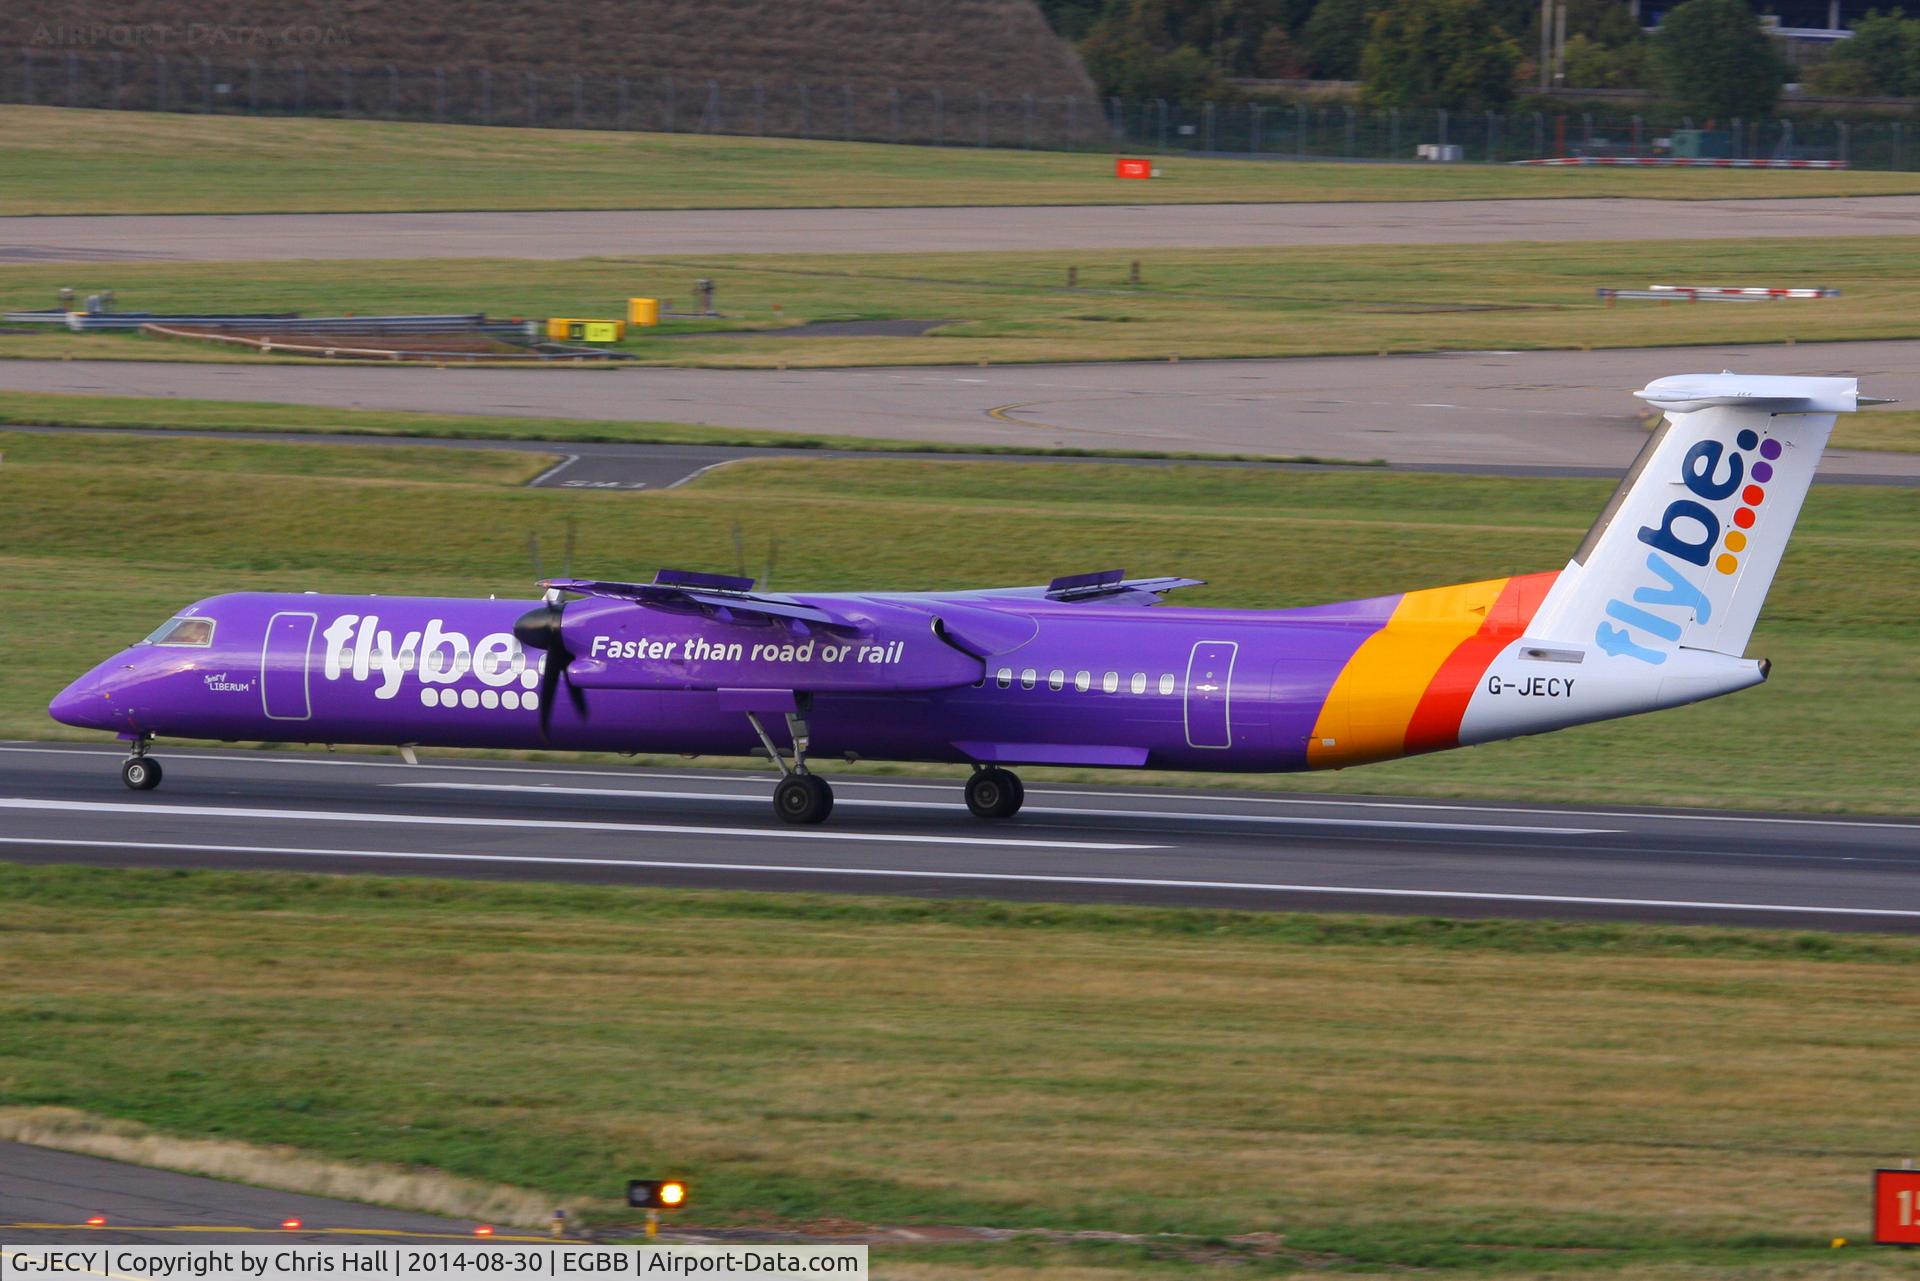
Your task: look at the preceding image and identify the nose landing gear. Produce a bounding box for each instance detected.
[121,738,163,791]
[965,766,1024,820]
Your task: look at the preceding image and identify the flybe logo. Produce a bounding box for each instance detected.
[319,615,542,709]
[1596,429,1780,665]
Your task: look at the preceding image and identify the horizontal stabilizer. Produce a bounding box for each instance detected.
[1636,373,1871,414]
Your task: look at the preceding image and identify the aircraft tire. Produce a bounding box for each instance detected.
[774,773,833,824]
[965,767,1023,820]
[121,758,163,791]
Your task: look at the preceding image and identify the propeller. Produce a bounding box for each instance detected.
[516,519,586,737]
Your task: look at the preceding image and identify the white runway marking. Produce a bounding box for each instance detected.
[3,744,1913,831]
[390,781,1619,835]
[1,836,1913,920]
[0,799,1165,852]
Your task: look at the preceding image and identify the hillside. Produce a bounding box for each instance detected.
[3,0,1098,141]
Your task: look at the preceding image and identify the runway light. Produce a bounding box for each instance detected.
[281,1218,303,1230]
[627,1179,690,1210]
[474,1225,495,1237]
[86,1215,107,1227]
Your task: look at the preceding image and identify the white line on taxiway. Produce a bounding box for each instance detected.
[388,781,1618,835]
[0,798,1164,851]
[1,836,1913,920]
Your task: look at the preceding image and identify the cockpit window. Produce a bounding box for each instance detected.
[144,616,215,647]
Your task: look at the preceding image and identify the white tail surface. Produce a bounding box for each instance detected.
[1528,373,1868,664]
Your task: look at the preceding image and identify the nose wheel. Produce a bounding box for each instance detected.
[965,767,1024,820]
[121,755,163,791]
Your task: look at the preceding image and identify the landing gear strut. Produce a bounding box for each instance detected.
[965,766,1024,820]
[748,703,833,825]
[121,736,162,791]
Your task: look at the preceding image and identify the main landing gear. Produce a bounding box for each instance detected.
[121,737,162,791]
[747,706,834,825]
[965,766,1024,820]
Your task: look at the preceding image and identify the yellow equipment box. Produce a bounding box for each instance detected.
[547,318,626,343]
[627,297,660,327]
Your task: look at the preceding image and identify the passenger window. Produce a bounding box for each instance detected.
[1048,669,1065,691]
[1075,671,1091,692]
[1159,673,1176,695]
[1020,668,1037,690]
[996,667,1013,689]
[144,616,215,648]
[1130,673,1147,694]
[1102,672,1119,693]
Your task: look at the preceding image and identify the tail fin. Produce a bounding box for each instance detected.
[1528,373,1872,663]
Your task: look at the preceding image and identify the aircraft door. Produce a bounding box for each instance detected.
[1184,640,1237,749]
[261,611,317,721]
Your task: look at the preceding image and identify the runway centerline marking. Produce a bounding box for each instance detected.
[388,782,1619,835]
[0,837,1913,921]
[0,799,1166,852]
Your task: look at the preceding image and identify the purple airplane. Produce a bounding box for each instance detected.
[50,374,1877,824]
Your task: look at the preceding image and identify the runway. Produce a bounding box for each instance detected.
[0,1142,495,1245]
[8,342,1919,478]
[4,743,1918,932]
[7,196,1920,261]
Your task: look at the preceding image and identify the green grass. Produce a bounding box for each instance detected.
[6,107,1919,215]
[2,865,1918,1279]
[3,429,1916,814]
[11,240,1920,401]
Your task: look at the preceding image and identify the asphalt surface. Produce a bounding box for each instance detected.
[7,197,1920,261]
[0,1140,503,1244]
[6,342,1920,478]
[4,743,1918,932]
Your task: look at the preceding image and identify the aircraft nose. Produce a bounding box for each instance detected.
[48,677,119,731]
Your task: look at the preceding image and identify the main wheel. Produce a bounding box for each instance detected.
[965,767,1023,820]
[773,773,834,825]
[121,757,163,791]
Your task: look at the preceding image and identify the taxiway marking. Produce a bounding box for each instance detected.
[0,836,1912,920]
[0,799,1165,851]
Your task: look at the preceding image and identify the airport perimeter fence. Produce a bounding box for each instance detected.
[5,48,1915,169]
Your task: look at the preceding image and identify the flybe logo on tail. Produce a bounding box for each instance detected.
[1596,428,1780,665]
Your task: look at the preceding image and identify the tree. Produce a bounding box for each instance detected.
[1360,0,1522,110]
[1080,15,1230,98]
[1302,0,1389,77]
[1653,0,1789,119]
[1810,9,1920,96]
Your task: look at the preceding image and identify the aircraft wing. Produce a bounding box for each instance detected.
[960,569,1206,606]
[541,575,850,627]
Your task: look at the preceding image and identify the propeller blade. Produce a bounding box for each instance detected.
[512,601,574,741]
[537,652,566,738]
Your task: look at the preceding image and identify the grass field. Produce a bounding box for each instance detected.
[4,429,1916,814]
[3,866,1918,1278]
[4,107,1918,215]
[10,239,1920,392]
